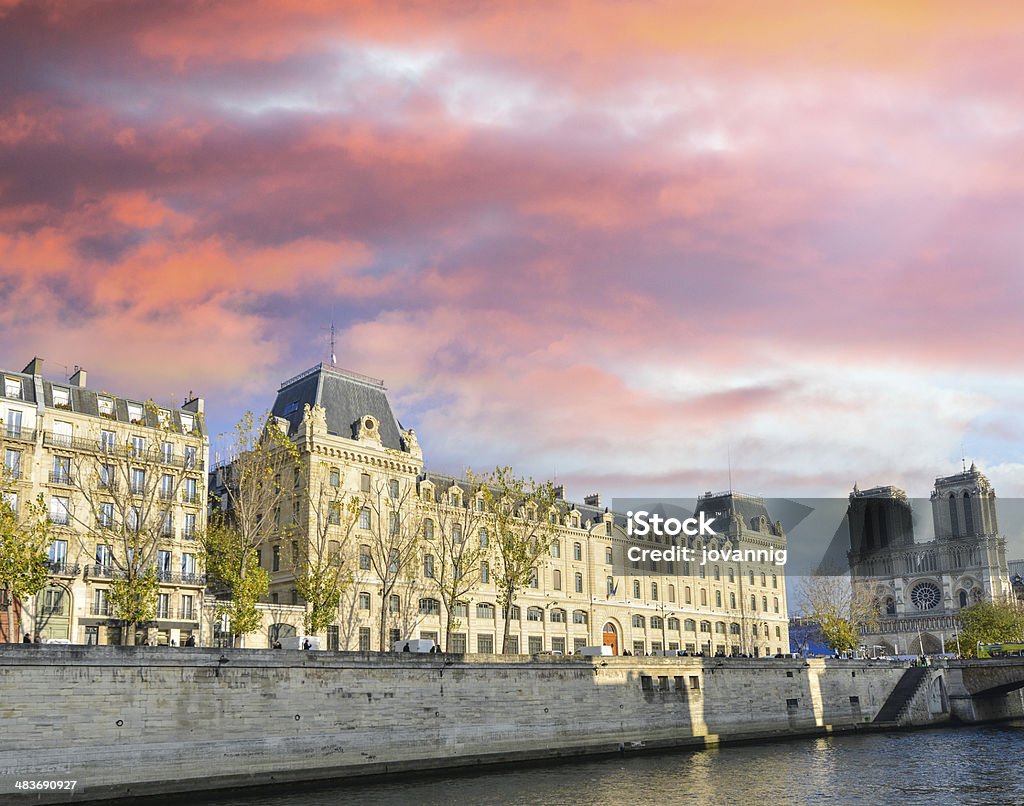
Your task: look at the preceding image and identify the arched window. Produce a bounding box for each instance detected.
[699,621,711,633]
[606,547,613,564]
[714,566,721,581]
[751,595,757,611]
[476,602,495,619]
[685,586,692,604]
[886,597,896,615]
[574,542,582,560]
[389,594,401,613]
[949,493,960,538]
[651,582,658,600]
[527,607,544,622]
[762,596,768,611]
[729,623,741,635]
[573,610,588,624]
[963,492,974,537]
[667,617,680,631]
[715,622,726,634]
[632,615,646,628]
[668,584,676,602]
[684,619,696,632]
[423,554,435,578]
[700,589,707,606]
[715,590,722,607]
[553,569,562,590]
[574,572,583,593]
[958,590,968,608]
[550,608,566,623]
[650,616,663,630]
[358,592,371,610]
[419,598,440,615]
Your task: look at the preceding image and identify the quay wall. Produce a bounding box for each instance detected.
[0,646,942,803]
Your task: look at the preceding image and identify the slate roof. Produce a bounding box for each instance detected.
[695,491,776,532]
[271,364,404,451]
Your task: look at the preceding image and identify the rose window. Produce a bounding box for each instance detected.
[910,582,941,610]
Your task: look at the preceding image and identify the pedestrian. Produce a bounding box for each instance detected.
[302,638,311,650]
[402,642,411,653]
[33,634,41,644]
[185,634,196,647]
[23,633,31,644]
[272,640,282,649]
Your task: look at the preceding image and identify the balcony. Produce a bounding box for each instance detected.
[84,564,115,579]
[48,471,74,486]
[158,490,175,502]
[91,603,111,616]
[5,426,36,443]
[157,571,207,586]
[183,493,200,505]
[47,562,80,577]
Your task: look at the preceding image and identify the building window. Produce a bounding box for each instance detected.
[479,528,489,547]
[49,496,70,526]
[359,545,371,570]
[633,580,641,598]
[605,521,612,535]
[476,602,495,619]
[606,576,615,595]
[272,545,281,571]
[453,524,463,544]
[181,413,195,433]
[454,601,469,618]
[480,561,490,584]
[551,608,566,623]
[685,586,692,604]
[359,627,371,651]
[424,554,435,578]
[156,593,170,619]
[632,615,645,628]
[420,598,441,615]
[684,619,696,632]
[183,513,196,539]
[606,547,613,564]
[329,468,340,487]
[652,582,658,601]
[327,626,339,651]
[751,595,757,611]
[359,508,371,530]
[52,386,70,408]
[477,634,494,654]
[551,541,561,558]
[528,636,543,654]
[184,446,197,468]
[700,589,707,606]
[573,610,588,625]
[527,607,543,622]
[575,572,583,593]
[389,594,401,613]
[553,569,562,590]
[328,503,341,525]
[700,621,711,633]
[451,633,467,653]
[529,568,538,588]
[715,590,722,607]
[4,377,22,398]
[773,597,780,613]
[358,592,371,610]
[423,518,434,540]
[3,448,20,480]
[389,479,400,498]
[360,473,371,493]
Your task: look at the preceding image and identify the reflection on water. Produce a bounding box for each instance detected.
[189,725,1024,806]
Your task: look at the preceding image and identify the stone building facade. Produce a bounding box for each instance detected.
[0,358,208,645]
[214,363,790,655]
[848,465,1011,655]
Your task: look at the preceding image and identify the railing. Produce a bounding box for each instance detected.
[157,571,207,586]
[84,564,115,579]
[4,427,36,443]
[158,490,175,502]
[47,562,80,577]
[40,432,205,470]
[5,467,20,480]
[183,493,200,505]
[49,514,70,526]
[177,607,198,621]
[160,527,176,539]
[48,471,73,486]
[91,603,111,616]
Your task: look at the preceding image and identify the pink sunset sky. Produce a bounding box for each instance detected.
[2,1,1023,498]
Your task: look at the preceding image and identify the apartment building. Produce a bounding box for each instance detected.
[216,363,789,655]
[0,358,208,645]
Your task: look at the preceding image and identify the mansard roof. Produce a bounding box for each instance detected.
[272,363,404,451]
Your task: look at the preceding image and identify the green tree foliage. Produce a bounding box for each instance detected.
[949,600,1024,657]
[425,469,491,652]
[294,469,357,636]
[797,574,879,655]
[479,467,559,654]
[202,411,298,646]
[0,486,52,642]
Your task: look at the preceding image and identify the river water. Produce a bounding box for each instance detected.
[188,725,1023,806]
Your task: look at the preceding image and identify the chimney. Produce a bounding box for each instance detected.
[22,357,43,376]
[553,484,565,500]
[69,367,87,387]
[583,493,601,507]
[182,395,204,415]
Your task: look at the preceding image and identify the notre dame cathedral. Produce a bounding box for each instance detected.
[847,463,1011,655]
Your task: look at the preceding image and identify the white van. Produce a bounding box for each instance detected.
[393,639,438,653]
[280,635,321,651]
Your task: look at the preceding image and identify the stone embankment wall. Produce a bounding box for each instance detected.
[0,647,944,803]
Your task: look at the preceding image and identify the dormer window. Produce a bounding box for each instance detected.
[52,386,70,409]
[181,413,194,433]
[4,377,22,399]
[127,402,144,424]
[158,408,171,428]
[98,396,114,417]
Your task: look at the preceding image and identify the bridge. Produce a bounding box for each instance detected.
[943,658,1024,722]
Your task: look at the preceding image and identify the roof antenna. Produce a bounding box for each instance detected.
[727,444,733,493]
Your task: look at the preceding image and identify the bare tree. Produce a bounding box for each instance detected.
[797,572,879,655]
[66,404,193,644]
[294,464,358,638]
[363,477,423,651]
[425,471,491,652]
[202,411,299,647]
[479,467,559,654]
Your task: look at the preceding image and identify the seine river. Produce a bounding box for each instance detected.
[181,724,1024,806]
